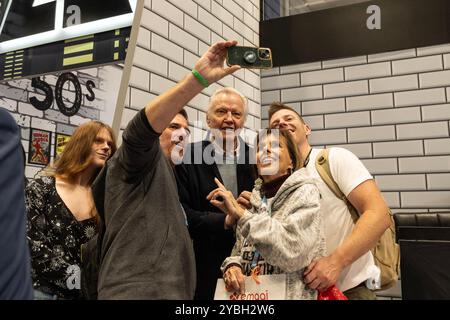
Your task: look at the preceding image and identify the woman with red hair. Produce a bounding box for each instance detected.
[25,121,116,300]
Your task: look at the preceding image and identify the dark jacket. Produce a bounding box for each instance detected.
[90,109,196,299]
[0,108,33,299]
[175,139,255,300]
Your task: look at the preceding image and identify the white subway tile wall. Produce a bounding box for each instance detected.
[279,62,321,74]
[392,55,443,75]
[371,107,421,125]
[302,68,343,86]
[424,138,450,155]
[327,143,372,159]
[427,173,450,190]
[373,140,424,158]
[346,93,393,111]
[369,74,418,94]
[444,54,450,69]
[345,62,391,81]
[261,44,450,210]
[368,48,416,63]
[122,0,260,148]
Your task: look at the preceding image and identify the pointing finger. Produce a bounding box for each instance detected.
[214,178,226,190]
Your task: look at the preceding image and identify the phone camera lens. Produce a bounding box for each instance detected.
[260,49,269,59]
[243,51,257,64]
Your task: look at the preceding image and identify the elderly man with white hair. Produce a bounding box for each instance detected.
[175,87,255,300]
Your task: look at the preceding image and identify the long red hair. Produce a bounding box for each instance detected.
[53,121,116,183]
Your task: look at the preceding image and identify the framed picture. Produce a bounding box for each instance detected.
[55,133,71,158]
[28,128,52,166]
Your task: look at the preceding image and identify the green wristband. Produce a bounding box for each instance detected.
[192,69,209,88]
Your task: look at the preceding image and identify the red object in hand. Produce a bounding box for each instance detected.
[317,285,348,300]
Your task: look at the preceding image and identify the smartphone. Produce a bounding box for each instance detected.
[226,46,273,69]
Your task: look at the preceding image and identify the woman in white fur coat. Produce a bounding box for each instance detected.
[208,129,326,300]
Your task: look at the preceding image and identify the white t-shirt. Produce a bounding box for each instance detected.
[304,147,376,292]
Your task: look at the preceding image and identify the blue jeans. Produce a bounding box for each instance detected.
[34,289,58,300]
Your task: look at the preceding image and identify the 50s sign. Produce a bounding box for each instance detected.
[30,72,95,117]
[0,0,136,54]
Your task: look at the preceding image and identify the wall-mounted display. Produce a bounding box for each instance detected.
[0,0,136,53]
[0,26,130,81]
[0,0,134,81]
[261,0,450,66]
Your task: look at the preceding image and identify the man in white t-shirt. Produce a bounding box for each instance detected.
[266,102,391,299]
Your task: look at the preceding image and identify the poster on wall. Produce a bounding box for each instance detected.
[2,63,123,179]
[28,128,52,166]
[55,133,71,158]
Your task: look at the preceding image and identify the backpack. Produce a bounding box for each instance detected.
[315,148,400,291]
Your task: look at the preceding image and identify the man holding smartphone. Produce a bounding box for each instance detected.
[92,41,241,299]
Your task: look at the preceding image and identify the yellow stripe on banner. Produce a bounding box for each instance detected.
[114,52,119,60]
[14,72,21,75]
[14,67,22,71]
[114,40,119,48]
[126,37,129,42]
[15,62,23,67]
[4,69,12,73]
[4,64,13,68]
[115,29,120,36]
[63,53,93,66]
[5,55,13,60]
[6,52,14,57]
[4,73,12,77]
[15,58,23,62]
[64,42,94,55]
[65,35,94,43]
[16,50,24,53]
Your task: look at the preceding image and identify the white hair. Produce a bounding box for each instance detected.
[207,87,248,119]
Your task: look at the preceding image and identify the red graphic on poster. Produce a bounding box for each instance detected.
[29,129,52,166]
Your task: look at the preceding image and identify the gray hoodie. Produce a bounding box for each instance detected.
[222,168,326,300]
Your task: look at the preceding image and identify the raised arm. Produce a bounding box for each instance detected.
[145,40,240,133]
[119,41,240,176]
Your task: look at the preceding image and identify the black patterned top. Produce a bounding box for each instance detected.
[25,176,97,299]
